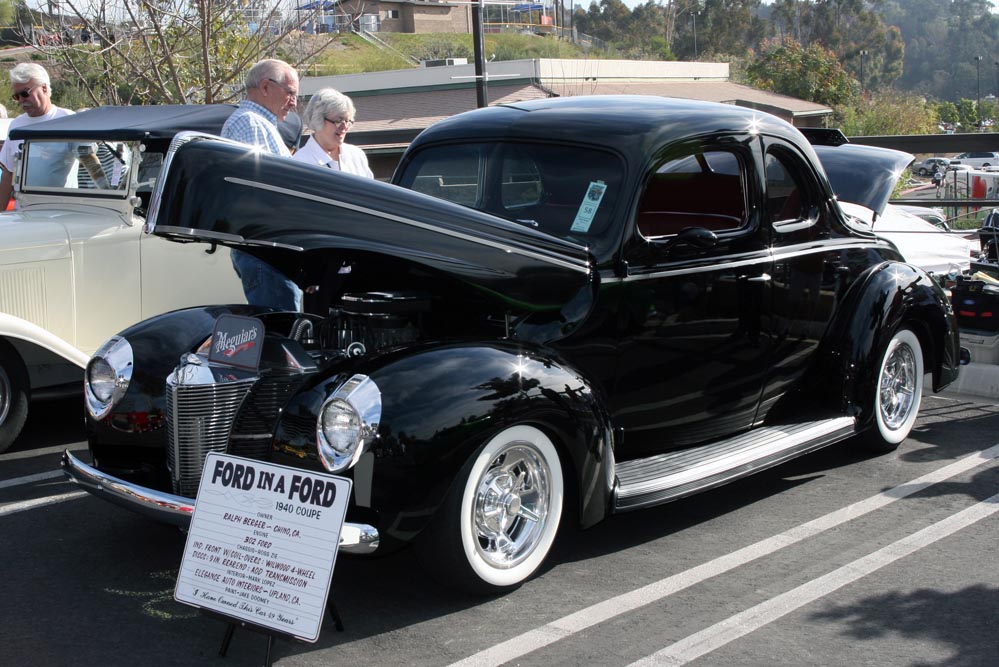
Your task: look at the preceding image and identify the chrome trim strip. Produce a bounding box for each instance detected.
[154,225,304,252]
[61,450,380,554]
[146,131,213,233]
[607,239,893,283]
[223,176,592,274]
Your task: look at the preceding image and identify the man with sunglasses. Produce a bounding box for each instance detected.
[222,58,302,311]
[0,63,73,209]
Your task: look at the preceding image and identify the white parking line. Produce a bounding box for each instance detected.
[0,470,65,489]
[629,492,999,666]
[0,491,87,517]
[447,444,999,667]
[0,444,87,462]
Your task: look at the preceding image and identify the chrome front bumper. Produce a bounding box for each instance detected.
[61,450,380,554]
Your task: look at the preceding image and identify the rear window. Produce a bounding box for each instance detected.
[397,141,626,253]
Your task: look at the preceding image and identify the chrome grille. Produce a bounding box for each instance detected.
[166,364,256,497]
[230,374,305,460]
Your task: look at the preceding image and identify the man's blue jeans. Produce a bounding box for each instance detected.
[230,250,302,311]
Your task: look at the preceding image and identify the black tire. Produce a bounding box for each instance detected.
[0,345,29,454]
[918,167,929,176]
[861,328,923,453]
[416,425,565,595]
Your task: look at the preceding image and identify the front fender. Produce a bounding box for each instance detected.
[86,303,273,453]
[0,312,89,370]
[823,261,959,424]
[273,342,613,546]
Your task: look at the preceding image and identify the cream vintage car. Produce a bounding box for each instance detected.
[0,105,247,451]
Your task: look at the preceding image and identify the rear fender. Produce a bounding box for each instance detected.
[820,261,959,427]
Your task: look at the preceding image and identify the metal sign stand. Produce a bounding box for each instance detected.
[213,597,345,666]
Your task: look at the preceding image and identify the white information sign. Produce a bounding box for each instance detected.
[174,453,352,642]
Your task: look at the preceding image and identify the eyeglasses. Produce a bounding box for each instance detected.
[324,117,355,127]
[11,85,36,101]
[266,78,298,99]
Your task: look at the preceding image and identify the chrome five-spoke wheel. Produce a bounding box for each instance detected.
[866,328,924,452]
[418,424,564,594]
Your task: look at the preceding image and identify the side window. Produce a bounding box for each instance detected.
[500,149,543,210]
[764,151,806,224]
[405,145,483,207]
[637,149,747,238]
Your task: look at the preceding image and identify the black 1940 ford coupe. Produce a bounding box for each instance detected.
[63,96,963,595]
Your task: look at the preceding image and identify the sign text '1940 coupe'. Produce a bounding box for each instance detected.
[64,96,963,595]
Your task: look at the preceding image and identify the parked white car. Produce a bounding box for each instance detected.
[0,105,247,451]
[950,151,999,169]
[912,156,950,176]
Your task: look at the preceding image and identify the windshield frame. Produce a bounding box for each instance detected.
[17,139,141,200]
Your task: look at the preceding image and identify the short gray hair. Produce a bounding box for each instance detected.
[245,59,295,90]
[10,63,51,87]
[302,88,356,133]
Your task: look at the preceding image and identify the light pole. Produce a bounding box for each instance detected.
[692,11,699,60]
[975,55,983,128]
[859,50,868,91]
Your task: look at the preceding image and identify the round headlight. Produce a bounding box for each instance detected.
[87,358,117,403]
[316,375,381,473]
[84,336,133,420]
[320,399,362,455]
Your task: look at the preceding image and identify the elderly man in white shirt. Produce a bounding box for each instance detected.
[0,63,74,209]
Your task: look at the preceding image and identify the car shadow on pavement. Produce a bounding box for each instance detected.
[9,395,86,453]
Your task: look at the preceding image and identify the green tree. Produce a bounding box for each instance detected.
[694,0,762,61]
[745,39,855,106]
[0,0,15,26]
[955,98,977,130]
[833,88,938,136]
[935,101,960,125]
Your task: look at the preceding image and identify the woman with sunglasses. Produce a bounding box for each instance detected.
[292,88,373,179]
[0,63,74,209]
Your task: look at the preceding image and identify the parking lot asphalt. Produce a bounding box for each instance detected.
[2,390,998,667]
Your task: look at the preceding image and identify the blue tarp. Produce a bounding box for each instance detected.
[510,3,545,11]
[295,1,339,10]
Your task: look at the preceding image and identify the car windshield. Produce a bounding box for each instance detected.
[20,139,136,196]
[397,141,625,253]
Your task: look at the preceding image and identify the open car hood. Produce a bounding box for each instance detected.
[147,135,593,313]
[814,143,914,217]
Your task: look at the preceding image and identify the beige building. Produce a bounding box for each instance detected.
[330,0,472,33]
[301,58,833,178]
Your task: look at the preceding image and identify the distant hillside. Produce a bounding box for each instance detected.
[307,32,596,76]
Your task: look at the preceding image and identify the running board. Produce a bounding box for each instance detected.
[613,417,856,512]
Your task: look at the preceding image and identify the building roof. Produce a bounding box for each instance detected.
[541,80,830,118]
[304,58,832,149]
